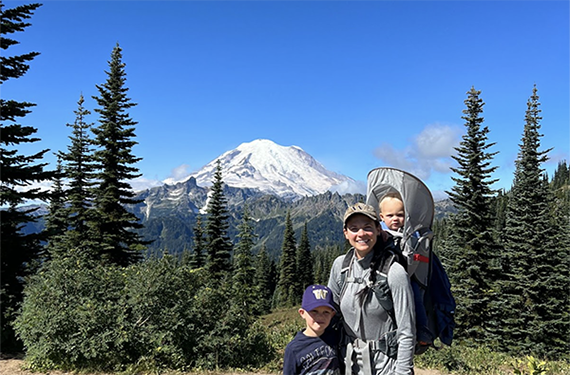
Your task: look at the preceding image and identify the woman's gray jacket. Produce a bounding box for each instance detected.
[328,248,416,375]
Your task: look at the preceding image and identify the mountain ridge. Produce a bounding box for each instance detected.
[18,139,457,259]
[162,139,361,199]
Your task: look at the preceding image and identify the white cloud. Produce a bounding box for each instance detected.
[414,124,461,158]
[129,177,163,192]
[1,181,54,207]
[329,179,366,195]
[547,151,569,166]
[14,180,55,193]
[373,123,462,181]
[11,162,195,201]
[12,177,163,199]
[162,164,193,185]
[170,164,191,180]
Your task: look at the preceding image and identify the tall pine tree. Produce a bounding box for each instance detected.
[444,87,502,345]
[179,245,193,267]
[296,222,313,298]
[44,158,67,258]
[57,94,97,254]
[551,161,569,192]
[232,205,259,314]
[91,44,146,266]
[233,205,256,286]
[276,211,297,307]
[312,243,344,285]
[205,160,233,275]
[501,86,568,358]
[254,244,274,314]
[191,215,206,269]
[0,2,53,352]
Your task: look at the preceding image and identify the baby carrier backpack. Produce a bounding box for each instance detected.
[365,167,456,354]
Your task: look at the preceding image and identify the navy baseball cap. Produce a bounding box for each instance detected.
[302,285,336,312]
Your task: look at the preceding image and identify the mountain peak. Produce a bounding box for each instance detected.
[166,139,357,199]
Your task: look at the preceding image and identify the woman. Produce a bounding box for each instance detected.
[328,203,415,375]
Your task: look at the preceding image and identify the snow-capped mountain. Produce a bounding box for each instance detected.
[164,139,359,199]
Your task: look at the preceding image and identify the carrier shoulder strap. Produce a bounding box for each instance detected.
[370,233,401,322]
[339,232,401,317]
[374,251,399,323]
[339,231,395,290]
[339,248,355,302]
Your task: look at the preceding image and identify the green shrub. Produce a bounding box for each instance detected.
[14,251,126,371]
[15,252,275,372]
[188,280,275,370]
[117,254,204,370]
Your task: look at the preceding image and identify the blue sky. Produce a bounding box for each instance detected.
[5,0,569,200]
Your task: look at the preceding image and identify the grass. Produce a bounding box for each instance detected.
[263,308,570,375]
[13,307,570,375]
[258,307,303,373]
[414,344,570,375]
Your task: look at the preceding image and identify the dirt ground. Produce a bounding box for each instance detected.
[0,358,444,375]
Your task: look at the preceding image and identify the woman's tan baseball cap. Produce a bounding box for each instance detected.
[343,203,379,225]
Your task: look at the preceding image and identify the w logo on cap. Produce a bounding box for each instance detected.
[313,289,329,300]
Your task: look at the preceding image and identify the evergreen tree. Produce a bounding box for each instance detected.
[313,243,344,285]
[232,205,259,314]
[44,158,67,258]
[537,175,570,359]
[57,94,97,253]
[492,189,508,241]
[551,160,569,201]
[0,2,53,352]
[269,258,278,301]
[276,211,297,307]
[179,245,192,267]
[551,160,570,190]
[501,86,568,358]
[444,87,502,345]
[190,215,206,269]
[90,44,146,266]
[254,244,273,314]
[296,222,314,297]
[204,160,233,275]
[548,170,570,359]
[233,205,256,286]
[432,217,449,254]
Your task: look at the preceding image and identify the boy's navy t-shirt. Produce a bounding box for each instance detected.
[283,328,340,375]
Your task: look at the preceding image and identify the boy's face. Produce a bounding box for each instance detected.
[380,198,405,230]
[299,305,335,337]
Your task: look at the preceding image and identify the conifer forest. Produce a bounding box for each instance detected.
[1,3,569,373]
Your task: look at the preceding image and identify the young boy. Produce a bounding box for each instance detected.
[379,191,405,232]
[283,285,341,375]
[379,192,433,348]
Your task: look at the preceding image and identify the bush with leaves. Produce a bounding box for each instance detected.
[117,254,204,370]
[14,250,125,371]
[15,252,274,372]
[189,278,274,370]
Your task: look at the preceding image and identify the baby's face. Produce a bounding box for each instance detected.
[380,198,405,231]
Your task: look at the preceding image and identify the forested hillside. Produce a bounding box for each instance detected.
[131,184,365,259]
